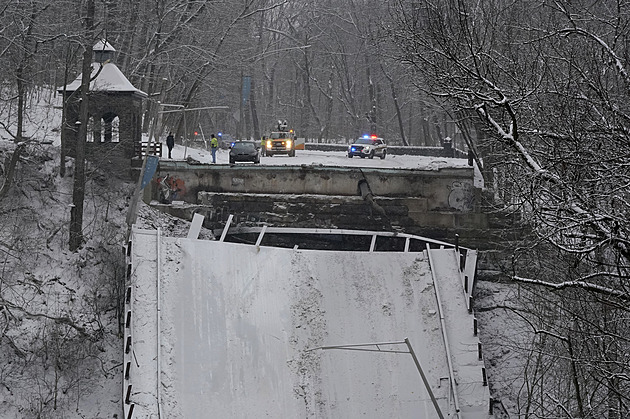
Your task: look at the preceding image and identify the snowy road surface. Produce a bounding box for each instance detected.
[167,142,472,171]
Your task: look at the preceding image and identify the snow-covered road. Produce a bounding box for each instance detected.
[168,143,472,171]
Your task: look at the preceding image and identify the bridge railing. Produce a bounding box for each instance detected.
[123,241,135,419]
[134,141,162,157]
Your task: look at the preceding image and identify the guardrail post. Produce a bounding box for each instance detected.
[125,361,131,380]
[127,404,135,419]
[473,318,478,336]
[482,367,488,386]
[125,384,132,404]
[125,336,132,354]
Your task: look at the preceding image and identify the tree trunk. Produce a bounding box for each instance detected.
[0,143,26,199]
[16,66,25,143]
[365,56,377,133]
[250,77,260,143]
[69,0,95,252]
[381,65,408,146]
[322,70,334,142]
[59,45,76,178]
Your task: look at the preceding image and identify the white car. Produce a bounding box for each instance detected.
[348,135,387,159]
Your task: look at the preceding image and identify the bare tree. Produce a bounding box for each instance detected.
[387,0,630,416]
[68,0,96,251]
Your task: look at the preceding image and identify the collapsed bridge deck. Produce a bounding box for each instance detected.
[123,227,491,418]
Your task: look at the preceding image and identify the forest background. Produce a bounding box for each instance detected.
[0,0,629,418]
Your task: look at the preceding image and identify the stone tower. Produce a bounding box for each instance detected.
[59,40,147,177]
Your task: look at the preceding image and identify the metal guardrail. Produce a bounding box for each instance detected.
[304,142,469,158]
[426,245,462,418]
[123,229,163,419]
[212,225,470,252]
[123,241,135,419]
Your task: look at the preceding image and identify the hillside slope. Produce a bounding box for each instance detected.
[0,141,196,418]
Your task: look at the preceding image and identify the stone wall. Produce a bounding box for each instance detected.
[148,162,478,211]
[145,161,494,245]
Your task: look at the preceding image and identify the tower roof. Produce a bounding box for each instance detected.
[59,62,147,97]
[93,39,116,52]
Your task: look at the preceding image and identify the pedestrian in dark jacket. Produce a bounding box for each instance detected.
[166,132,175,159]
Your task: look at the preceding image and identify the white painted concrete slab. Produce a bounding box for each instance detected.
[129,229,490,418]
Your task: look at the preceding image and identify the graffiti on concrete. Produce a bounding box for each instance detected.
[448,181,474,211]
[157,174,187,204]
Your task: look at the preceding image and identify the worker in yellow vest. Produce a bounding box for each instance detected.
[210,134,219,163]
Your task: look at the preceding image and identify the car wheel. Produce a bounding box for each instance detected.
[380,150,387,160]
[368,151,374,159]
[268,153,273,157]
[348,153,353,158]
[289,150,295,157]
[229,158,234,164]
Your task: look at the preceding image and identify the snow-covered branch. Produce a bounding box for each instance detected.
[558,27,630,88]
[512,276,629,301]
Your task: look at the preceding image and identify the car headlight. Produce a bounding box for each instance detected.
[363,146,371,152]
[266,140,272,148]
[286,140,292,149]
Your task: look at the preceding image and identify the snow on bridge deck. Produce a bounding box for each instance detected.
[125,227,490,419]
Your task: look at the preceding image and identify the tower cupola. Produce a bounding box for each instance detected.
[93,39,116,64]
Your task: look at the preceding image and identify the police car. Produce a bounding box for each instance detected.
[347,135,387,159]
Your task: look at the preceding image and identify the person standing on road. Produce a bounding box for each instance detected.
[166,132,175,159]
[210,134,219,163]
